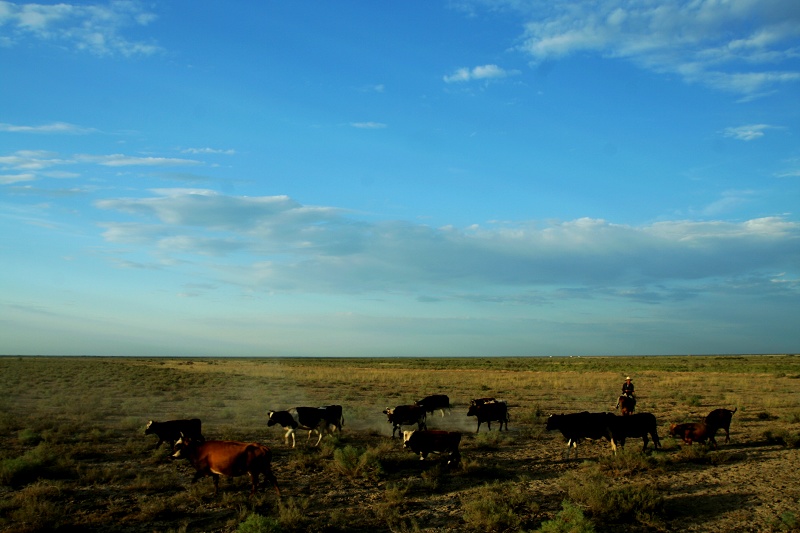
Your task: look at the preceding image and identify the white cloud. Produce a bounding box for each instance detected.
[180,147,236,155]
[444,64,518,83]
[0,1,161,56]
[0,121,94,134]
[514,0,800,95]
[75,154,201,167]
[94,190,800,299]
[351,122,387,129]
[0,173,36,184]
[722,124,774,141]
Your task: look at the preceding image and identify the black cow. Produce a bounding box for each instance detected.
[608,413,661,451]
[145,418,204,449]
[403,430,461,465]
[704,407,736,443]
[545,412,616,459]
[466,400,509,433]
[383,405,427,438]
[267,406,340,447]
[415,394,451,417]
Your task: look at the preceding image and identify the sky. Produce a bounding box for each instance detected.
[1,0,799,358]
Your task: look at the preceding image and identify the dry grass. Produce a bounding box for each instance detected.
[1,354,799,532]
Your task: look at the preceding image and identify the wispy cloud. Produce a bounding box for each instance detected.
[512,0,800,96]
[350,122,387,129]
[94,190,800,300]
[180,147,236,155]
[0,121,95,134]
[0,1,161,56]
[75,154,201,167]
[722,124,775,141]
[444,64,518,83]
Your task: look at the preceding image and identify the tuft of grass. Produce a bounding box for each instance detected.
[461,480,537,532]
[562,464,663,524]
[277,496,309,529]
[237,512,282,533]
[331,445,383,480]
[537,500,595,533]
[597,447,658,476]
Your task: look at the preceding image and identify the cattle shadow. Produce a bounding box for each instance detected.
[663,491,755,522]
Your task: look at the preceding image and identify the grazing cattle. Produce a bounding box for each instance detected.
[145,418,204,449]
[415,394,451,417]
[467,400,509,433]
[383,405,427,438]
[402,430,462,465]
[608,413,661,451]
[546,412,616,459]
[267,406,340,447]
[171,437,279,496]
[704,407,736,443]
[669,422,717,448]
[615,395,636,415]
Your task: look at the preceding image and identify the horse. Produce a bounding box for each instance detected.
[616,394,636,415]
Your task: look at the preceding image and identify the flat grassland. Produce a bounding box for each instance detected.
[1,355,799,532]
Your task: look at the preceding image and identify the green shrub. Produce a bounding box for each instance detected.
[0,443,75,488]
[331,445,383,480]
[237,512,282,533]
[686,395,702,407]
[597,447,657,476]
[563,465,663,524]
[17,428,42,445]
[537,500,595,533]
[278,497,309,529]
[461,481,536,532]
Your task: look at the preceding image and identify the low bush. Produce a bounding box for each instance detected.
[237,512,282,533]
[460,480,537,532]
[331,445,383,480]
[537,500,595,533]
[563,464,663,524]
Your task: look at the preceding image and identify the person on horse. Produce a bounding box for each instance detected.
[622,376,635,398]
[618,376,636,414]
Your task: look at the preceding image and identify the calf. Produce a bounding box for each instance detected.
[467,400,509,433]
[608,413,661,451]
[267,406,339,447]
[704,407,736,443]
[546,412,616,459]
[402,430,461,465]
[171,437,279,496]
[415,394,451,417]
[145,418,204,449]
[383,405,427,438]
[669,422,718,448]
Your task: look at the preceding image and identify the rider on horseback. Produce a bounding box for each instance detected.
[618,376,636,413]
[622,376,635,398]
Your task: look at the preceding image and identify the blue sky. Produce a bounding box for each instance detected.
[1,1,799,357]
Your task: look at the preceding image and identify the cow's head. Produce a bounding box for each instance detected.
[382,407,394,421]
[466,405,478,417]
[545,414,560,430]
[144,420,154,434]
[267,411,278,427]
[402,430,415,446]
[170,434,193,460]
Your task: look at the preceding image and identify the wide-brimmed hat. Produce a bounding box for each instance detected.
[625,376,632,380]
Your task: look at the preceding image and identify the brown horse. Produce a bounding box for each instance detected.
[616,394,636,415]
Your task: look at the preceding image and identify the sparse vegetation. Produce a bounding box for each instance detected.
[0,355,799,531]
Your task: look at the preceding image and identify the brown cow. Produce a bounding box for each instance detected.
[171,437,280,496]
[704,407,736,443]
[669,422,718,448]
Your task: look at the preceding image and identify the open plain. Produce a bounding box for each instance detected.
[1,355,799,532]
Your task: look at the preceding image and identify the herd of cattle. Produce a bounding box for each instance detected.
[144,394,737,496]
